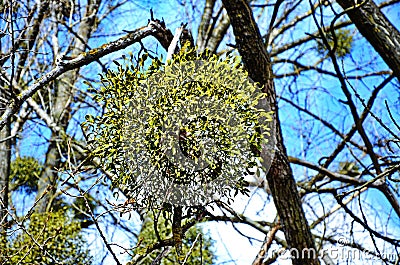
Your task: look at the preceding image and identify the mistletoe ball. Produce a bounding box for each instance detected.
[84,49,274,207]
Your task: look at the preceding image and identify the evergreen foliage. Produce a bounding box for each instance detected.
[9,157,42,194]
[83,47,272,207]
[132,210,215,265]
[1,210,92,265]
[317,28,354,58]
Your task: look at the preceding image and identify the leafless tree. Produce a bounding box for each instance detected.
[1,0,399,264]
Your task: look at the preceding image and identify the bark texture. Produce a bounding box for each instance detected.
[336,0,400,80]
[221,1,320,264]
[0,92,10,233]
[36,0,102,213]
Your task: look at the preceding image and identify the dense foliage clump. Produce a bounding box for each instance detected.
[84,47,272,207]
[131,210,215,265]
[1,210,92,265]
[9,156,42,194]
[317,28,353,58]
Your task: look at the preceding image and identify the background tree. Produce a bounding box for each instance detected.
[0,0,399,264]
[336,0,400,80]
[130,210,215,265]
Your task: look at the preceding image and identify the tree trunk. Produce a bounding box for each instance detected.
[0,86,11,234]
[36,0,102,213]
[221,1,320,264]
[336,0,400,80]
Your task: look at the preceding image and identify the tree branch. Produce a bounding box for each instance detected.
[336,0,400,81]
[0,20,172,130]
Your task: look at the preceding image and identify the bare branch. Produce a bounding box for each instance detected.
[0,20,172,130]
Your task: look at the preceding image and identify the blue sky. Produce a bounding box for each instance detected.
[12,0,400,264]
